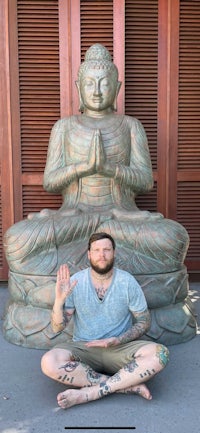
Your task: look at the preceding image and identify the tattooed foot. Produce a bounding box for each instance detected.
[57,389,90,409]
[118,383,152,400]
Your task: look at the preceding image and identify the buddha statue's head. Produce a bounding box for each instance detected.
[76,44,121,114]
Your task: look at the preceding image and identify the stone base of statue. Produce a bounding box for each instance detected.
[3,266,197,349]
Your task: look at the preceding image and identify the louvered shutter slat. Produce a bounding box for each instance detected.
[177,1,200,265]
[125,0,158,211]
[17,0,60,174]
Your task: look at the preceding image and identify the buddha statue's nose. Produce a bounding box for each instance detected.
[93,81,102,96]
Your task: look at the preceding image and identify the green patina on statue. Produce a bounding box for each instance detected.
[3,44,197,348]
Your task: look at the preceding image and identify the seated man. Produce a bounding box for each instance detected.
[41,232,169,409]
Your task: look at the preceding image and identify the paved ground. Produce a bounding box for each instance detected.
[0,281,199,433]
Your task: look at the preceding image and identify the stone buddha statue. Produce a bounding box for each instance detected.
[3,44,196,348]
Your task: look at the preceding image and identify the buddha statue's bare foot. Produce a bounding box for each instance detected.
[112,208,150,221]
[27,209,57,220]
[118,383,152,400]
[27,207,81,220]
[58,208,81,216]
[112,208,163,222]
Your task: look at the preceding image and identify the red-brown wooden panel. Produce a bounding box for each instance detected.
[177,0,200,270]
[125,0,158,215]
[0,0,15,279]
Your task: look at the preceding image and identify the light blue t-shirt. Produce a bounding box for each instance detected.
[65,267,147,342]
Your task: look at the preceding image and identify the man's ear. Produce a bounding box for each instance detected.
[75,81,84,112]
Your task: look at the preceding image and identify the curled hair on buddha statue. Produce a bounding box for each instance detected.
[76,43,121,111]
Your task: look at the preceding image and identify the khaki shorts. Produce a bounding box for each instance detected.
[54,339,153,375]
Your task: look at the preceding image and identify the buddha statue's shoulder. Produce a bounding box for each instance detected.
[50,115,143,135]
[51,116,77,133]
[122,115,144,129]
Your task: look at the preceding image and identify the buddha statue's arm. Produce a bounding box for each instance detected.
[96,118,153,194]
[114,118,154,193]
[43,120,97,193]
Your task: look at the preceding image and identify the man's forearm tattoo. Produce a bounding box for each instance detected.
[156,344,170,367]
[117,309,151,344]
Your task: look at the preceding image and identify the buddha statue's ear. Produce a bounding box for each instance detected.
[113,81,122,111]
[75,81,84,112]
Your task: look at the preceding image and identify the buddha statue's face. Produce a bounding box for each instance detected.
[78,68,118,114]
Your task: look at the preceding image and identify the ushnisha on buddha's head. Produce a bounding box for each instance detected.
[76,44,121,114]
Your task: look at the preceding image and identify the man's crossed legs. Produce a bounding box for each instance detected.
[41,341,169,409]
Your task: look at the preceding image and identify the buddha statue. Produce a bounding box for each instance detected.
[3,44,197,348]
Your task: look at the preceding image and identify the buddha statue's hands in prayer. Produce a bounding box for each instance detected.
[90,129,115,178]
[76,128,108,178]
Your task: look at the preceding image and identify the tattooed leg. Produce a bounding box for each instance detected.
[117,384,152,400]
[41,348,108,388]
[56,343,169,409]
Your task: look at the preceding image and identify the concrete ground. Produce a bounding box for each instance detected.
[0,281,199,433]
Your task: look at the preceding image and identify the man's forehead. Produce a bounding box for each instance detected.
[91,238,113,247]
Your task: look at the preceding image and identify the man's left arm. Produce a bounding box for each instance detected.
[85,308,151,348]
[117,308,151,344]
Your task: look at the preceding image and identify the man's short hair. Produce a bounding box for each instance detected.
[88,232,116,250]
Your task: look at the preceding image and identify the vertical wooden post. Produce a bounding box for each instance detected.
[59,0,80,117]
[157,0,179,218]
[0,0,14,276]
[113,0,125,114]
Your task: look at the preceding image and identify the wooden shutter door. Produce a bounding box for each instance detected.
[177,0,200,271]
[125,0,158,212]
[80,0,113,58]
[17,0,62,219]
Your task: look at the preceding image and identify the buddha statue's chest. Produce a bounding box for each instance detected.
[64,117,131,164]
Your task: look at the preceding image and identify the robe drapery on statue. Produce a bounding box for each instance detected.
[3,43,197,348]
[4,115,189,275]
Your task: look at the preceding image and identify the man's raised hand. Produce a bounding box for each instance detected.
[55,264,77,305]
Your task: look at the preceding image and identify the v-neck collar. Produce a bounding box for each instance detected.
[88,267,116,303]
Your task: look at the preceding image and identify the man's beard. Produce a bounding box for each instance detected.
[89,257,114,275]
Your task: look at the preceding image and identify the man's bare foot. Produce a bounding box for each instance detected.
[118,383,152,400]
[57,388,90,409]
[57,383,152,409]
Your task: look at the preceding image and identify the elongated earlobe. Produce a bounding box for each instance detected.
[113,81,122,111]
[75,81,84,112]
